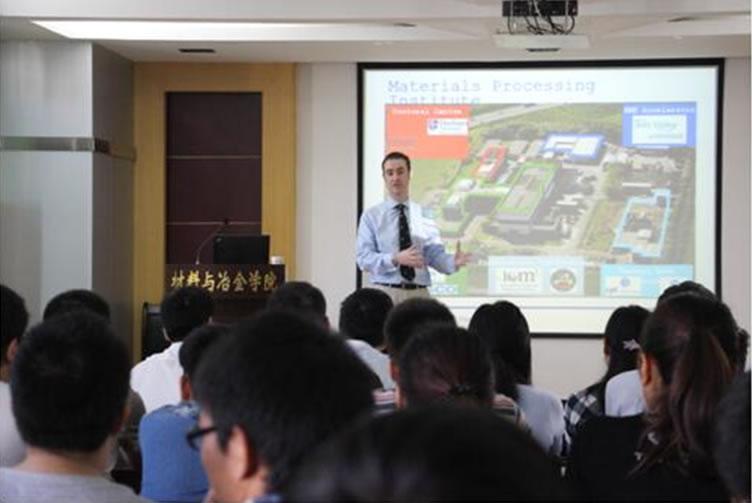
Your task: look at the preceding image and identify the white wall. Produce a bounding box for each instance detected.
[0,42,134,344]
[721,57,751,332]
[0,42,95,322]
[91,44,134,343]
[296,58,751,397]
[296,63,359,326]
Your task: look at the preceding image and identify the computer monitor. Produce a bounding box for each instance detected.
[213,234,270,264]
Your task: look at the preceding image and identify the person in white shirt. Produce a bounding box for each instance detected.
[131,286,214,413]
[0,284,29,468]
[604,369,645,416]
[339,288,395,389]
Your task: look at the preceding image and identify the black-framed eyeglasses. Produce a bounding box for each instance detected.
[185,424,218,450]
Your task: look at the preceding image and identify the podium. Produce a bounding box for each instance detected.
[165,263,285,324]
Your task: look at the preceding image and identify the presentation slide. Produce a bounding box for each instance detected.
[360,62,720,335]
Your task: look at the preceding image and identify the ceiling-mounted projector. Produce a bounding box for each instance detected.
[493,33,590,51]
[502,0,578,17]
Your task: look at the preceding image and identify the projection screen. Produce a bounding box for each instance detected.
[359,60,722,335]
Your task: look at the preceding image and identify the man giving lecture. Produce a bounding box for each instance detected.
[356,151,471,303]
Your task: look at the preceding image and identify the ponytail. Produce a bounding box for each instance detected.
[638,303,736,475]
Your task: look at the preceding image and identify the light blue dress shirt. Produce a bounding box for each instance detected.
[356,197,455,286]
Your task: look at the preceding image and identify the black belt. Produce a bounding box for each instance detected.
[375,283,426,290]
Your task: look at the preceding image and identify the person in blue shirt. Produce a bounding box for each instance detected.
[139,324,230,503]
[356,151,470,303]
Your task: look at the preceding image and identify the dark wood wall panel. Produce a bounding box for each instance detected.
[167,93,262,156]
[167,158,261,222]
[166,92,262,264]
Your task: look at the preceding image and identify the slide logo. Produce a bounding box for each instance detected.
[622,102,696,148]
[488,256,584,296]
[427,118,469,136]
[495,267,542,293]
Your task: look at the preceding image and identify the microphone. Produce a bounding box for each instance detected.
[194,218,230,265]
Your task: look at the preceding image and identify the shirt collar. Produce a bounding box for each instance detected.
[385,195,410,209]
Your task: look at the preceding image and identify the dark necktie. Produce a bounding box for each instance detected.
[396,204,415,281]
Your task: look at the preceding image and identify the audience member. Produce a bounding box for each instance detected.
[604,281,719,418]
[469,301,567,456]
[0,284,29,467]
[396,324,525,427]
[132,286,214,412]
[567,293,739,501]
[43,289,111,321]
[398,325,495,408]
[42,288,145,476]
[139,324,230,503]
[564,305,649,440]
[0,312,148,503]
[713,371,750,503]
[287,405,569,502]
[192,310,375,502]
[267,280,329,329]
[376,297,456,413]
[339,288,394,389]
[603,369,644,416]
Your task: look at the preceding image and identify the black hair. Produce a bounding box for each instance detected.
[43,289,111,321]
[11,312,130,452]
[339,288,393,348]
[381,151,411,172]
[398,325,495,408]
[160,286,214,342]
[193,310,375,492]
[383,298,456,359]
[593,305,651,405]
[638,293,739,476]
[469,301,531,387]
[713,371,750,501]
[287,405,569,502]
[1,284,29,363]
[266,281,327,328]
[178,324,231,380]
[657,280,715,305]
[735,328,749,373]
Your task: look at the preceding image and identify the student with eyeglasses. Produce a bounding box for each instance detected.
[191,310,376,503]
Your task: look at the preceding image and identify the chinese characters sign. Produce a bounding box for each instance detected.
[165,264,285,299]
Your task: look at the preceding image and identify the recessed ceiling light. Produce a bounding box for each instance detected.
[667,16,703,23]
[31,20,473,42]
[178,48,216,53]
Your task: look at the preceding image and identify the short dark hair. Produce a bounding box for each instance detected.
[287,405,568,502]
[178,324,231,380]
[11,312,131,452]
[381,151,411,172]
[160,287,214,342]
[267,281,327,328]
[399,326,495,408]
[714,371,750,501]
[384,298,455,359]
[1,284,29,362]
[43,289,111,321]
[193,311,375,492]
[339,288,393,348]
[469,301,532,385]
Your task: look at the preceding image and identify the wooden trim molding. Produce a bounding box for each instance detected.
[132,63,296,359]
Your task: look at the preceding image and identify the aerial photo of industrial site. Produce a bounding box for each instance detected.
[397,103,696,297]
